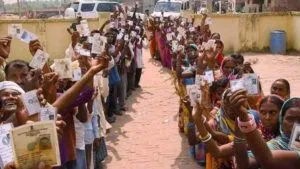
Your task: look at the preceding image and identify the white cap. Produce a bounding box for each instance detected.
[0,81,25,94]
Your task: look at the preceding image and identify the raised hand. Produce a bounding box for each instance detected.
[24,69,43,91]
[29,40,43,56]
[89,54,109,74]
[0,36,12,59]
[228,89,249,114]
[56,114,66,140]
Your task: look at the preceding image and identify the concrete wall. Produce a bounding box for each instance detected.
[291,12,300,51]
[194,12,300,53]
[0,13,110,62]
[1,12,300,62]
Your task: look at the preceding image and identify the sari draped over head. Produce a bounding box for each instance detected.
[267,98,300,154]
[249,97,300,158]
[220,57,237,80]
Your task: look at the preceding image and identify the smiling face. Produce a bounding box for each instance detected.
[0,89,21,115]
[259,102,280,132]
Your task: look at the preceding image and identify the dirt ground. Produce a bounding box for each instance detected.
[103,52,300,169]
[244,53,300,97]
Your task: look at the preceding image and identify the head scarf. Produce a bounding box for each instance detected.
[267,98,300,151]
[0,81,25,94]
[220,57,236,79]
[249,98,300,158]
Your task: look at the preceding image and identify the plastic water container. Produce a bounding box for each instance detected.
[270,30,286,54]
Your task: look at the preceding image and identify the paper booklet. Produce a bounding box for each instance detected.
[10,121,61,169]
[22,90,42,116]
[53,58,73,79]
[0,123,14,169]
[29,49,50,69]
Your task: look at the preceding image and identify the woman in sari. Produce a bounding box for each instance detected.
[233,93,300,169]
[217,57,237,80]
[147,19,157,59]
[257,95,284,141]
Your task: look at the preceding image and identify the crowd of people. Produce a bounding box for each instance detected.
[0,4,148,169]
[145,7,300,169]
[0,2,300,169]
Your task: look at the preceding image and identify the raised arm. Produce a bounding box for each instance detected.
[52,55,109,113]
[230,89,300,169]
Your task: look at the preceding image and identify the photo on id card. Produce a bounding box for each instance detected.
[243,73,259,95]
[40,104,57,121]
[10,121,61,169]
[288,123,300,151]
[8,24,22,38]
[19,30,37,44]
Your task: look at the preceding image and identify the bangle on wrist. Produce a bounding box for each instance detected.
[202,133,212,143]
[237,114,257,134]
[199,133,212,143]
[234,136,246,143]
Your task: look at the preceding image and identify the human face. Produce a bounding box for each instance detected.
[187,48,197,61]
[6,66,30,90]
[271,81,289,99]
[0,89,20,113]
[282,107,300,137]
[259,102,280,132]
[106,34,114,44]
[215,87,225,101]
[216,43,223,54]
[222,60,236,76]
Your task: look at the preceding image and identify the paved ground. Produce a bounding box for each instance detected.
[103,50,201,169]
[103,52,300,169]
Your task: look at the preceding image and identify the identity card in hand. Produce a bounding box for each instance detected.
[8,24,22,38]
[19,30,38,44]
[72,67,82,81]
[80,20,90,36]
[172,40,179,52]
[91,33,107,54]
[0,123,13,169]
[187,85,202,107]
[289,123,300,151]
[230,73,259,95]
[22,90,42,116]
[40,104,57,121]
[204,70,214,85]
[53,58,73,79]
[29,49,49,69]
[11,121,61,169]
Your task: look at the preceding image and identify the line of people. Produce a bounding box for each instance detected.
[0,4,148,169]
[145,11,300,169]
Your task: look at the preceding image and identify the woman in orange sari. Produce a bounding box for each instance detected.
[147,19,157,58]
